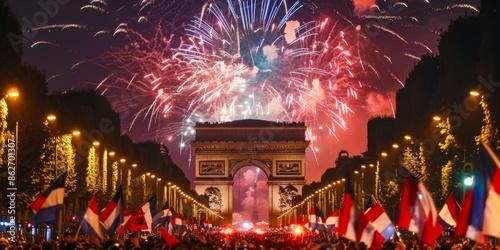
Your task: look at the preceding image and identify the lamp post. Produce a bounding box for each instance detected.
[46,114,81,241]
[46,114,62,242]
[119,158,126,185]
[46,115,58,178]
[167,183,172,206]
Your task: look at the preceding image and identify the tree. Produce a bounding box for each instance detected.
[475,96,499,150]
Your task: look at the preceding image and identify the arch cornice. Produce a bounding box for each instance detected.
[191,141,310,154]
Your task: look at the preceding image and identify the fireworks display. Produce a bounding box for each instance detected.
[21,0,479,172]
[91,0,366,152]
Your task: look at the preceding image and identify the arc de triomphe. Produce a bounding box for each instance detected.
[192,119,309,226]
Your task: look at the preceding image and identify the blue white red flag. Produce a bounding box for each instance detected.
[438,193,460,229]
[152,206,174,229]
[99,186,125,236]
[456,142,500,242]
[207,220,213,230]
[80,194,103,241]
[30,173,67,225]
[164,207,176,232]
[314,204,327,232]
[364,196,396,242]
[172,212,187,231]
[307,206,317,231]
[326,210,339,232]
[396,167,442,245]
[338,177,358,242]
[127,195,156,232]
[338,177,383,249]
[200,218,208,230]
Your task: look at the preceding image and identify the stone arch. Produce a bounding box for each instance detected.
[192,119,309,226]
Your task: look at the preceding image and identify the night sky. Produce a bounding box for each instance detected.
[6,0,480,221]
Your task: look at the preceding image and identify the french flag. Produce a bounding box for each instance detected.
[164,207,176,232]
[438,193,460,229]
[80,194,103,241]
[172,212,187,231]
[396,166,442,245]
[190,217,198,231]
[326,210,339,232]
[364,196,396,242]
[456,142,500,242]
[307,206,317,231]
[200,218,208,230]
[127,195,156,232]
[338,177,358,242]
[99,186,125,236]
[207,220,213,230]
[338,177,383,249]
[314,205,327,232]
[152,206,174,229]
[30,173,67,225]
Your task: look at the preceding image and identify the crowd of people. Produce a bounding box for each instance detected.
[1,228,499,250]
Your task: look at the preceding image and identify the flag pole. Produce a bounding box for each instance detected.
[74,193,94,239]
[74,220,83,239]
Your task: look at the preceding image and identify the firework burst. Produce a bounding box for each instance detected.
[93,0,376,156]
[29,0,479,161]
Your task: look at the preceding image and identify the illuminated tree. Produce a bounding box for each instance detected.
[0,99,7,166]
[436,117,460,197]
[126,169,132,202]
[437,118,459,153]
[86,146,99,193]
[378,174,400,217]
[475,97,499,150]
[441,155,458,197]
[402,145,429,184]
[56,134,77,197]
[130,175,146,210]
[111,161,118,194]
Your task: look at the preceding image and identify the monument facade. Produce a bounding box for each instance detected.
[192,119,309,225]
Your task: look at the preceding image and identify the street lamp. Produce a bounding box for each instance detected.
[470,90,480,96]
[47,114,56,122]
[6,88,19,98]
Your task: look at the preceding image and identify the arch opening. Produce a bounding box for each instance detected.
[232,165,269,228]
